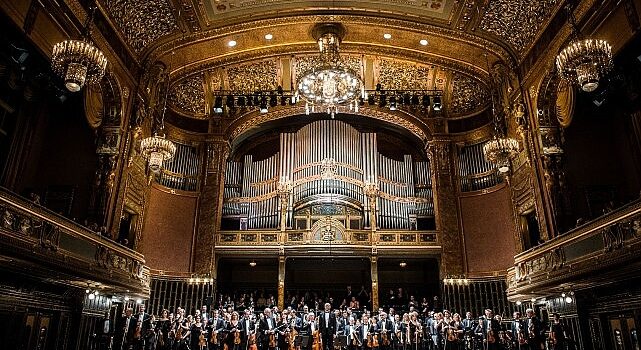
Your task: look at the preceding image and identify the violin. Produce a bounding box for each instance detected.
[134,320,142,340]
[199,333,207,348]
[367,332,379,348]
[175,326,183,340]
[234,329,241,345]
[381,329,390,346]
[248,324,258,350]
[446,325,456,342]
[312,329,322,350]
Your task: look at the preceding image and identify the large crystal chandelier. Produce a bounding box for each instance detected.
[556,3,612,92]
[51,6,107,92]
[482,57,519,174]
[297,23,364,118]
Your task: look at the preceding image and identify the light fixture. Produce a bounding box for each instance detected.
[399,261,407,268]
[419,39,429,46]
[556,2,612,92]
[140,50,176,173]
[249,260,257,267]
[88,293,95,300]
[136,298,143,304]
[432,96,442,111]
[561,292,566,298]
[228,40,237,47]
[482,55,519,173]
[51,6,107,92]
[565,296,573,303]
[531,297,537,303]
[383,33,392,39]
[265,34,273,40]
[140,134,176,173]
[516,300,522,306]
[124,296,130,301]
[296,23,364,119]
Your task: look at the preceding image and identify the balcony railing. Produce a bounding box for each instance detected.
[0,187,149,295]
[507,199,641,298]
[217,230,438,246]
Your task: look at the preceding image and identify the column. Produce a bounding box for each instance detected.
[278,255,286,310]
[371,256,379,310]
[425,139,464,277]
[194,139,230,274]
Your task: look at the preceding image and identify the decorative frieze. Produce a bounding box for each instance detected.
[169,73,207,117]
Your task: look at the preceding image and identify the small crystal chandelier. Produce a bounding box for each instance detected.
[140,61,176,173]
[556,3,612,92]
[482,56,519,174]
[51,6,107,92]
[297,23,364,118]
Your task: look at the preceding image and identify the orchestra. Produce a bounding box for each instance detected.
[114,299,571,350]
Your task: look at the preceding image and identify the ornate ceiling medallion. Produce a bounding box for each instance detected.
[296,23,364,118]
[51,7,107,92]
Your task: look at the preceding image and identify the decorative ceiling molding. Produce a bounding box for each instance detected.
[101,0,178,53]
[479,0,560,56]
[449,73,490,117]
[168,73,207,118]
[147,14,513,66]
[377,59,431,91]
[227,60,279,93]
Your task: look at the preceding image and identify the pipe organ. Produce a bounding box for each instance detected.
[222,120,434,230]
[157,142,201,191]
[457,142,503,192]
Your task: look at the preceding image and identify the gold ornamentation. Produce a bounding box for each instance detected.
[227,60,278,93]
[102,0,178,52]
[378,59,431,91]
[169,73,207,117]
[480,0,560,54]
[449,73,489,116]
[555,79,575,128]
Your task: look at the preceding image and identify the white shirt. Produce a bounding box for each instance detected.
[363,325,368,340]
[267,318,273,329]
[325,313,330,327]
[311,322,316,332]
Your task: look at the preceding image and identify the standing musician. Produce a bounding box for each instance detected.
[133,305,151,350]
[367,316,380,350]
[476,310,501,350]
[442,314,462,350]
[276,313,289,350]
[461,312,475,350]
[426,313,441,350]
[174,308,191,350]
[156,309,172,350]
[391,315,403,350]
[510,312,527,350]
[121,308,137,350]
[225,311,243,350]
[241,309,256,350]
[378,312,393,350]
[208,309,227,350]
[346,317,361,350]
[301,312,321,350]
[191,315,207,350]
[525,309,544,350]
[549,313,567,350]
[319,303,337,350]
[359,315,371,350]
[260,308,278,350]
[407,312,422,350]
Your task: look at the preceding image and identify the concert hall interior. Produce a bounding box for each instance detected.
[1,0,641,349]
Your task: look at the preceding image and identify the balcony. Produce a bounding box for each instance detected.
[215,229,439,256]
[0,187,149,296]
[507,200,641,300]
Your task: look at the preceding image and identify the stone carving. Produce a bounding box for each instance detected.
[169,73,207,117]
[480,0,559,54]
[102,0,178,52]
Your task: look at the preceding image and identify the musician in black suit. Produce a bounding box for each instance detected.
[133,304,151,350]
[510,311,526,350]
[525,309,545,350]
[260,308,278,350]
[208,309,227,350]
[241,309,257,349]
[377,312,393,350]
[121,308,137,350]
[476,310,501,350]
[319,303,337,350]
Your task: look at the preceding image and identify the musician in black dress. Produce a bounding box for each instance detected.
[190,315,207,350]
[549,313,567,350]
[225,311,243,350]
[156,309,172,350]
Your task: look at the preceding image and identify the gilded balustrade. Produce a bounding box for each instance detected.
[507,199,641,299]
[0,187,150,295]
